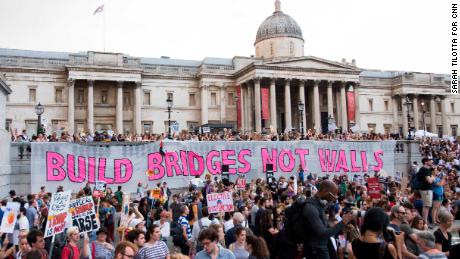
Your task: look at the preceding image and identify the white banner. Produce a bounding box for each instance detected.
[0,202,20,234]
[31,141,395,193]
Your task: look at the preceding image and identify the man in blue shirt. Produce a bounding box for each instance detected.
[196,228,235,259]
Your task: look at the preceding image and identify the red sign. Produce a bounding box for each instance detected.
[261,88,270,120]
[346,90,355,123]
[367,177,381,199]
[236,177,246,189]
[236,85,242,129]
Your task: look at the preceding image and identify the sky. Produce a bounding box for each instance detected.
[0,0,451,74]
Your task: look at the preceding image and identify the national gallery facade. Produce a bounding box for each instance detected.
[0,1,457,137]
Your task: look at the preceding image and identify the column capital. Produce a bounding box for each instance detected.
[87,80,94,87]
[67,78,75,87]
[354,82,360,88]
[327,80,334,87]
[117,81,124,88]
[313,80,321,86]
[135,81,142,88]
[284,78,292,85]
[253,77,261,83]
[412,94,419,98]
[269,77,277,84]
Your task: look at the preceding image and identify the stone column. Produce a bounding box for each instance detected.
[269,78,277,133]
[340,82,348,132]
[354,83,360,127]
[116,81,124,134]
[134,82,142,135]
[392,96,399,133]
[243,84,249,131]
[239,84,245,131]
[284,79,292,132]
[87,80,94,134]
[299,80,307,133]
[327,81,333,119]
[254,78,262,132]
[441,96,448,136]
[401,95,408,137]
[336,88,342,126]
[313,80,321,131]
[201,85,209,125]
[67,79,75,135]
[220,85,226,123]
[247,83,254,131]
[413,95,419,130]
[430,95,437,134]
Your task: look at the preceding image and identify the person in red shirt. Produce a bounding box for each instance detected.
[61,226,89,259]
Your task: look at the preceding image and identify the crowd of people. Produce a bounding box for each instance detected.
[11,127,401,143]
[2,132,460,259]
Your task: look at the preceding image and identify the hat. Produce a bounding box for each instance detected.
[96,227,109,236]
[128,218,144,229]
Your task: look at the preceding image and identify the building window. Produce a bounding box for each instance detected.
[189,93,196,106]
[25,120,38,136]
[77,88,85,104]
[164,120,177,133]
[289,42,294,56]
[101,90,108,104]
[384,124,392,134]
[5,119,11,131]
[29,88,36,103]
[52,120,66,136]
[368,99,373,111]
[55,88,63,103]
[228,92,235,106]
[187,121,199,132]
[142,121,153,134]
[398,101,402,112]
[211,92,217,105]
[451,102,455,113]
[123,91,131,108]
[437,126,443,137]
[437,102,441,112]
[452,125,458,137]
[143,91,150,105]
[384,100,389,112]
[368,123,376,133]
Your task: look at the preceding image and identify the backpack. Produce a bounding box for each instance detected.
[410,171,423,190]
[195,219,209,252]
[284,197,308,244]
[170,220,187,247]
[52,240,74,259]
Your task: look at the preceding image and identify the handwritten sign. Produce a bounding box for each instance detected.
[119,194,131,229]
[68,196,99,233]
[45,191,71,237]
[0,202,20,233]
[367,177,382,199]
[207,192,234,214]
[93,181,107,198]
[236,177,246,189]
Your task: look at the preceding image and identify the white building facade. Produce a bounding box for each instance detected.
[0,1,458,137]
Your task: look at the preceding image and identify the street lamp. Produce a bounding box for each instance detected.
[298,100,305,139]
[35,102,44,136]
[404,96,413,140]
[166,96,173,139]
[234,95,239,131]
[421,101,426,138]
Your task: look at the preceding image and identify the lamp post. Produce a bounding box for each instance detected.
[35,102,44,136]
[234,95,239,131]
[298,100,304,139]
[166,96,173,139]
[404,96,413,140]
[421,101,426,138]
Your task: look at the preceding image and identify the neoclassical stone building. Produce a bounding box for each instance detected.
[0,1,458,137]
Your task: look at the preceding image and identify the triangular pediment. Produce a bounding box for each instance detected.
[262,56,359,71]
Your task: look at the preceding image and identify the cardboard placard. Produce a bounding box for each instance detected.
[152,189,161,199]
[207,192,234,214]
[68,196,99,233]
[0,202,20,234]
[93,181,107,198]
[45,191,71,237]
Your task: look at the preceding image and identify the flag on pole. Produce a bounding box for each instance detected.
[93,4,104,15]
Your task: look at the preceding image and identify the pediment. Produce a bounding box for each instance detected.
[263,56,359,71]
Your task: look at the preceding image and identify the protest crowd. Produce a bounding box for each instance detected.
[2,127,460,259]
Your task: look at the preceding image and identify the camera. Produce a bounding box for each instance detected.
[342,202,366,218]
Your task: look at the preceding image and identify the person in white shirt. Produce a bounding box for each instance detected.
[13,207,29,246]
[153,211,171,241]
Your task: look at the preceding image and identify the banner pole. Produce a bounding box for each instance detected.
[48,235,55,259]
